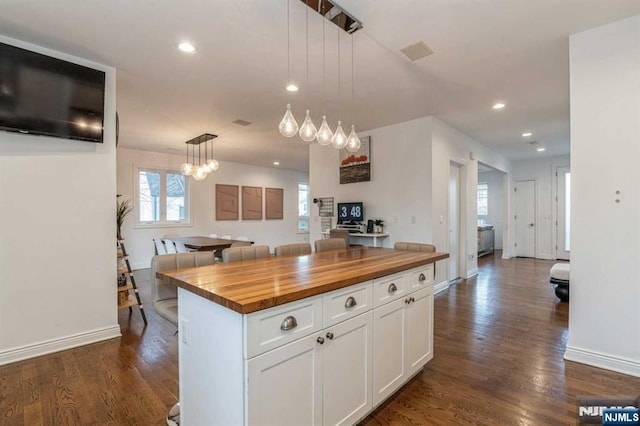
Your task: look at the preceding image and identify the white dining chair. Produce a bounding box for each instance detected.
[174,240,189,253]
[221,235,232,240]
[154,239,167,255]
[164,239,178,254]
[208,233,218,238]
[236,236,249,241]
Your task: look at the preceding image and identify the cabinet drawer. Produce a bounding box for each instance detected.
[373,272,407,307]
[407,265,434,291]
[323,282,373,328]
[246,296,323,358]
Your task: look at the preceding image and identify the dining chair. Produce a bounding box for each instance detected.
[222,245,270,263]
[230,241,252,247]
[329,229,351,247]
[221,235,232,240]
[314,238,347,252]
[275,243,312,256]
[208,233,218,238]
[174,240,189,253]
[154,238,168,255]
[394,242,436,253]
[164,239,178,254]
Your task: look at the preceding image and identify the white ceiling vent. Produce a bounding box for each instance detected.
[528,140,539,146]
[400,41,434,61]
[232,119,252,126]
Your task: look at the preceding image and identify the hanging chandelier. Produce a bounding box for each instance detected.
[180,133,219,181]
[278,0,363,152]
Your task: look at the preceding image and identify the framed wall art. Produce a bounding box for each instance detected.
[340,136,371,184]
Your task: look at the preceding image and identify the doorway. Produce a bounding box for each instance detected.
[477,163,507,258]
[556,167,570,260]
[448,163,461,282]
[514,180,536,258]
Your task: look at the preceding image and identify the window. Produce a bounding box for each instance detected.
[298,182,310,232]
[564,172,571,251]
[477,182,488,224]
[137,167,190,226]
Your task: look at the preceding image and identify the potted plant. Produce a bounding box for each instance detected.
[373,219,384,233]
[116,194,133,241]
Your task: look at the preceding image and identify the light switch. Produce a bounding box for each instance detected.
[181,319,190,345]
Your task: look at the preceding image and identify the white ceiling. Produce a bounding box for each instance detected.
[1,0,639,172]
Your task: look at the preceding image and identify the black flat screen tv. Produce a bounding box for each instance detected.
[337,202,364,223]
[0,42,106,143]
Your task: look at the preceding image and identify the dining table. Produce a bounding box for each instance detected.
[171,236,253,253]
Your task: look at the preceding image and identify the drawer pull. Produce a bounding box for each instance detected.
[388,283,398,294]
[418,273,426,282]
[317,336,325,345]
[280,316,298,331]
[344,296,357,309]
[326,332,334,340]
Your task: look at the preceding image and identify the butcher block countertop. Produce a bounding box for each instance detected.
[156,246,449,314]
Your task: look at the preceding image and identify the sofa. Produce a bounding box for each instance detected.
[150,252,216,324]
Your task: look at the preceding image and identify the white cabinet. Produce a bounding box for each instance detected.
[247,312,373,426]
[372,286,433,406]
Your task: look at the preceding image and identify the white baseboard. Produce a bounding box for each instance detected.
[466,268,478,279]
[564,345,640,378]
[434,280,450,294]
[502,253,512,259]
[0,325,121,366]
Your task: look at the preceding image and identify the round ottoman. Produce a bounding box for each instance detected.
[550,263,570,302]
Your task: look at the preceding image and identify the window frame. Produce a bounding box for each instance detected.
[134,165,192,228]
[297,182,310,233]
[477,182,489,220]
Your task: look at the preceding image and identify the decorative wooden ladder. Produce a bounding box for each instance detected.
[117,239,147,325]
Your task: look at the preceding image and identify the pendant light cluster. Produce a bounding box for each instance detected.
[278,0,362,153]
[180,133,220,181]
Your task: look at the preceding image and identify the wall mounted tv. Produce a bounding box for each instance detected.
[0,42,106,143]
[337,202,364,223]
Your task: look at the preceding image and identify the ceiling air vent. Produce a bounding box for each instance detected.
[400,41,434,61]
[232,119,252,126]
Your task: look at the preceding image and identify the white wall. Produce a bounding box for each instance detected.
[309,117,433,248]
[309,116,511,289]
[117,148,308,269]
[566,15,640,376]
[478,170,505,249]
[510,155,570,259]
[0,37,119,365]
[430,117,511,282]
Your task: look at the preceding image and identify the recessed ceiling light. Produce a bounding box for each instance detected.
[537,147,546,152]
[286,83,299,92]
[492,102,505,110]
[522,132,532,137]
[273,161,280,166]
[178,42,196,53]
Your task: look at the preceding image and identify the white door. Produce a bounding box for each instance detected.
[556,167,571,260]
[323,311,373,426]
[372,297,406,406]
[448,164,461,281]
[514,180,536,258]
[405,286,434,377]
[247,332,323,426]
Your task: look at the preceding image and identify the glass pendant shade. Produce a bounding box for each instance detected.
[279,104,299,137]
[345,125,361,152]
[180,162,194,176]
[317,116,333,145]
[205,158,219,172]
[299,110,318,142]
[331,121,347,149]
[192,166,208,181]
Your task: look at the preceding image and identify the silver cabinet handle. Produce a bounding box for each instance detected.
[388,283,397,294]
[418,273,426,282]
[405,298,410,304]
[410,297,415,303]
[317,336,325,345]
[326,332,334,340]
[280,315,298,331]
[344,296,357,308]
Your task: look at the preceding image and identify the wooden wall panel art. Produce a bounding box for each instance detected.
[265,188,284,220]
[242,186,263,220]
[216,184,239,220]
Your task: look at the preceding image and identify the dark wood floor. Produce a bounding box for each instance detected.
[1,253,639,425]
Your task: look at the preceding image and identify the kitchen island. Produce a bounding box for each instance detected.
[157,246,448,425]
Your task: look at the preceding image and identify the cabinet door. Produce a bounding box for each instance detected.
[405,286,433,377]
[372,297,406,406]
[247,332,323,426]
[322,311,373,426]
